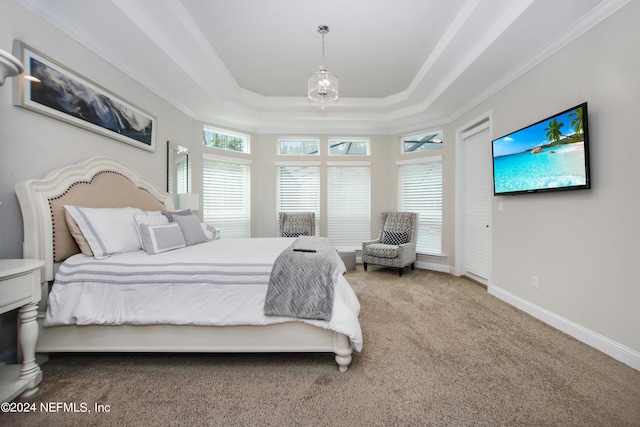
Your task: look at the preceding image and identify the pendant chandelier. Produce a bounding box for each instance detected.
[308,25,338,109]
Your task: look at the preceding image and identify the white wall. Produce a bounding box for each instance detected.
[449,1,640,366]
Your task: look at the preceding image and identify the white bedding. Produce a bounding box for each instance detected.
[46,237,363,351]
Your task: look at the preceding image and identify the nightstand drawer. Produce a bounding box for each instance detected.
[0,273,35,312]
[0,260,43,315]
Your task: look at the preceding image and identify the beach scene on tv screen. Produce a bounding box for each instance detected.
[493,106,587,194]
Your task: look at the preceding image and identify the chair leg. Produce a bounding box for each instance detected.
[411,263,415,270]
[398,267,403,277]
[363,262,368,271]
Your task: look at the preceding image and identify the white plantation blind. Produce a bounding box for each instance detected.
[202,155,251,238]
[327,163,371,250]
[397,156,443,255]
[276,163,320,235]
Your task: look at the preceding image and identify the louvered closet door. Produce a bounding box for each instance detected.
[463,121,491,283]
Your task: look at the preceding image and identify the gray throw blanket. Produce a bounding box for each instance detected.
[264,236,339,321]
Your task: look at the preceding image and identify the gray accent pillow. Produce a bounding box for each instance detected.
[139,223,186,254]
[161,209,192,222]
[172,214,209,246]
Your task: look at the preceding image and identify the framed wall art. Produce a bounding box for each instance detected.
[12,40,156,152]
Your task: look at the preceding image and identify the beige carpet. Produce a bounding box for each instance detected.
[2,266,639,426]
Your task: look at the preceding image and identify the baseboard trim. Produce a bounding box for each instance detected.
[489,284,640,372]
[415,260,450,273]
[356,259,451,274]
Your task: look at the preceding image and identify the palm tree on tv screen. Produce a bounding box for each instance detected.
[545,118,564,144]
[568,107,584,135]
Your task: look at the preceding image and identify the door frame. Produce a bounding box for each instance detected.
[454,110,493,284]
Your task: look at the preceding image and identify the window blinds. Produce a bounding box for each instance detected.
[397,156,443,255]
[327,164,371,250]
[202,156,251,238]
[276,164,320,235]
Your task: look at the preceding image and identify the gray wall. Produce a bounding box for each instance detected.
[448,1,640,361]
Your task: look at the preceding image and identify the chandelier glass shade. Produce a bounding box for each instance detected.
[308,66,338,109]
[308,25,338,109]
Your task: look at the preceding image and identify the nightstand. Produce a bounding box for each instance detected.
[0,259,45,403]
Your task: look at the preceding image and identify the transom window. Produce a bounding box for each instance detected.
[328,138,370,156]
[402,131,443,153]
[203,126,249,154]
[278,139,320,155]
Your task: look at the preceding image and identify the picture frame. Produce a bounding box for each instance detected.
[12,40,156,152]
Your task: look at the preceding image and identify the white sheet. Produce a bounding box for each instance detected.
[46,238,362,351]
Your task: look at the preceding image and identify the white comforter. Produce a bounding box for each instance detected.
[47,238,362,351]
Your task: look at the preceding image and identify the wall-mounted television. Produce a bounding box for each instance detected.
[492,102,590,196]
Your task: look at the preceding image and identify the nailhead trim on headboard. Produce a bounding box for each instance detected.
[47,170,163,261]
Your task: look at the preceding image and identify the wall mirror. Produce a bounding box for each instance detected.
[167,141,191,195]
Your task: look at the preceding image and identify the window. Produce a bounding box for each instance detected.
[278,139,319,155]
[328,138,370,156]
[397,156,443,255]
[202,154,251,238]
[402,131,443,153]
[327,163,371,250]
[276,163,320,234]
[203,126,249,154]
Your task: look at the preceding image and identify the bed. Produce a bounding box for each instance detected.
[15,156,362,372]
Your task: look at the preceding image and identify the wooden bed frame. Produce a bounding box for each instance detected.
[15,156,353,372]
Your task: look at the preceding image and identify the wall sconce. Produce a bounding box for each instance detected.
[0,48,23,86]
[177,193,199,211]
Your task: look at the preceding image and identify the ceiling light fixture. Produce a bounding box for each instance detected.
[308,25,338,109]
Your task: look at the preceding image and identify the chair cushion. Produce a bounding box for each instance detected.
[381,230,408,245]
[364,244,400,259]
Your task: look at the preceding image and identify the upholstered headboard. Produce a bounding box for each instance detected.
[15,157,174,281]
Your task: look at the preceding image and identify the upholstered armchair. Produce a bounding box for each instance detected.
[278,212,316,237]
[362,211,418,276]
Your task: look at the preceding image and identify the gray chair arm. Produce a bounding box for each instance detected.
[397,242,417,265]
[362,239,381,251]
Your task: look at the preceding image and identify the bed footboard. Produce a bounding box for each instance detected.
[36,319,353,371]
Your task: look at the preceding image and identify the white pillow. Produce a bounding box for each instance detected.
[134,213,169,249]
[139,223,186,254]
[63,206,144,259]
